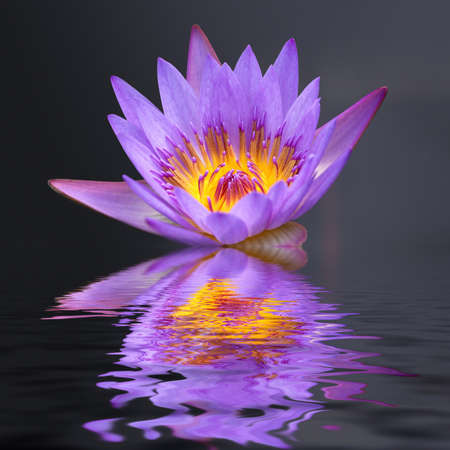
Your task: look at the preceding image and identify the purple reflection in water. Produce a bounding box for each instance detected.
[48,242,405,448]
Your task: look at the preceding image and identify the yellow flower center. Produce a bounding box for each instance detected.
[164,123,302,212]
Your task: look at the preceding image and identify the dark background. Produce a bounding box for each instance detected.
[2,1,450,449]
[3,0,450,283]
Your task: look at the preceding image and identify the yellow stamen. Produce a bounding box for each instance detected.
[162,124,301,212]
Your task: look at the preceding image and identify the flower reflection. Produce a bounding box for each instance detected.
[49,226,404,448]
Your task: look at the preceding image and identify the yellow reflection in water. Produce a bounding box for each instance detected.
[156,279,301,366]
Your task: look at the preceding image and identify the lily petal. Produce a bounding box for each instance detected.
[110,75,150,128]
[229,192,273,237]
[316,87,387,176]
[282,77,320,143]
[255,65,283,139]
[294,147,352,218]
[108,117,170,202]
[233,222,308,271]
[146,217,217,246]
[201,63,250,153]
[290,98,321,156]
[173,187,211,231]
[266,180,289,228]
[123,175,194,229]
[234,45,263,106]
[48,179,166,233]
[105,112,150,147]
[272,38,299,114]
[157,58,201,141]
[186,24,220,94]
[111,76,181,151]
[205,212,249,245]
[271,119,336,228]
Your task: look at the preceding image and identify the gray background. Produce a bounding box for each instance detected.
[2,1,450,449]
[4,0,450,274]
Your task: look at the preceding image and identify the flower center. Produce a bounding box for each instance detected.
[160,123,304,212]
[213,170,255,210]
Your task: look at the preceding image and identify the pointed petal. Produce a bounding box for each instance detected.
[234,45,262,106]
[173,187,211,231]
[133,92,182,152]
[205,212,248,245]
[289,98,321,156]
[201,63,250,153]
[105,112,149,147]
[229,192,272,237]
[108,115,170,202]
[282,77,320,142]
[49,179,166,233]
[123,175,194,229]
[266,180,288,228]
[146,217,217,246]
[157,58,200,140]
[111,76,181,151]
[187,25,220,93]
[316,87,387,176]
[110,75,149,128]
[270,119,336,228]
[272,38,299,114]
[254,65,283,139]
[294,147,352,218]
[198,54,221,108]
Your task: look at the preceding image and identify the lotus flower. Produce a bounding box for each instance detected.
[49,25,387,246]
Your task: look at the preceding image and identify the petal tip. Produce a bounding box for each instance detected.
[379,86,388,101]
[191,24,202,34]
[48,178,58,191]
[110,75,120,87]
[48,178,68,194]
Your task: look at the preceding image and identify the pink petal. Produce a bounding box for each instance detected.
[186,25,220,94]
[316,87,388,176]
[145,218,217,246]
[48,179,166,233]
[205,212,249,245]
[229,192,273,237]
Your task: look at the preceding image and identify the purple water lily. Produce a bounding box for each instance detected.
[49,25,386,245]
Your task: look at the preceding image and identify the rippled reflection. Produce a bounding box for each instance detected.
[48,228,404,448]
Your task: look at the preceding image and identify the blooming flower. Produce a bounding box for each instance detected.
[49,25,387,246]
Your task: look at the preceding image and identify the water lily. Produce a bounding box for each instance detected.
[49,25,387,245]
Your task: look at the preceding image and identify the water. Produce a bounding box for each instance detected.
[3,230,450,450]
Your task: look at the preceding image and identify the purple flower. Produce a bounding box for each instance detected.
[49,25,387,246]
